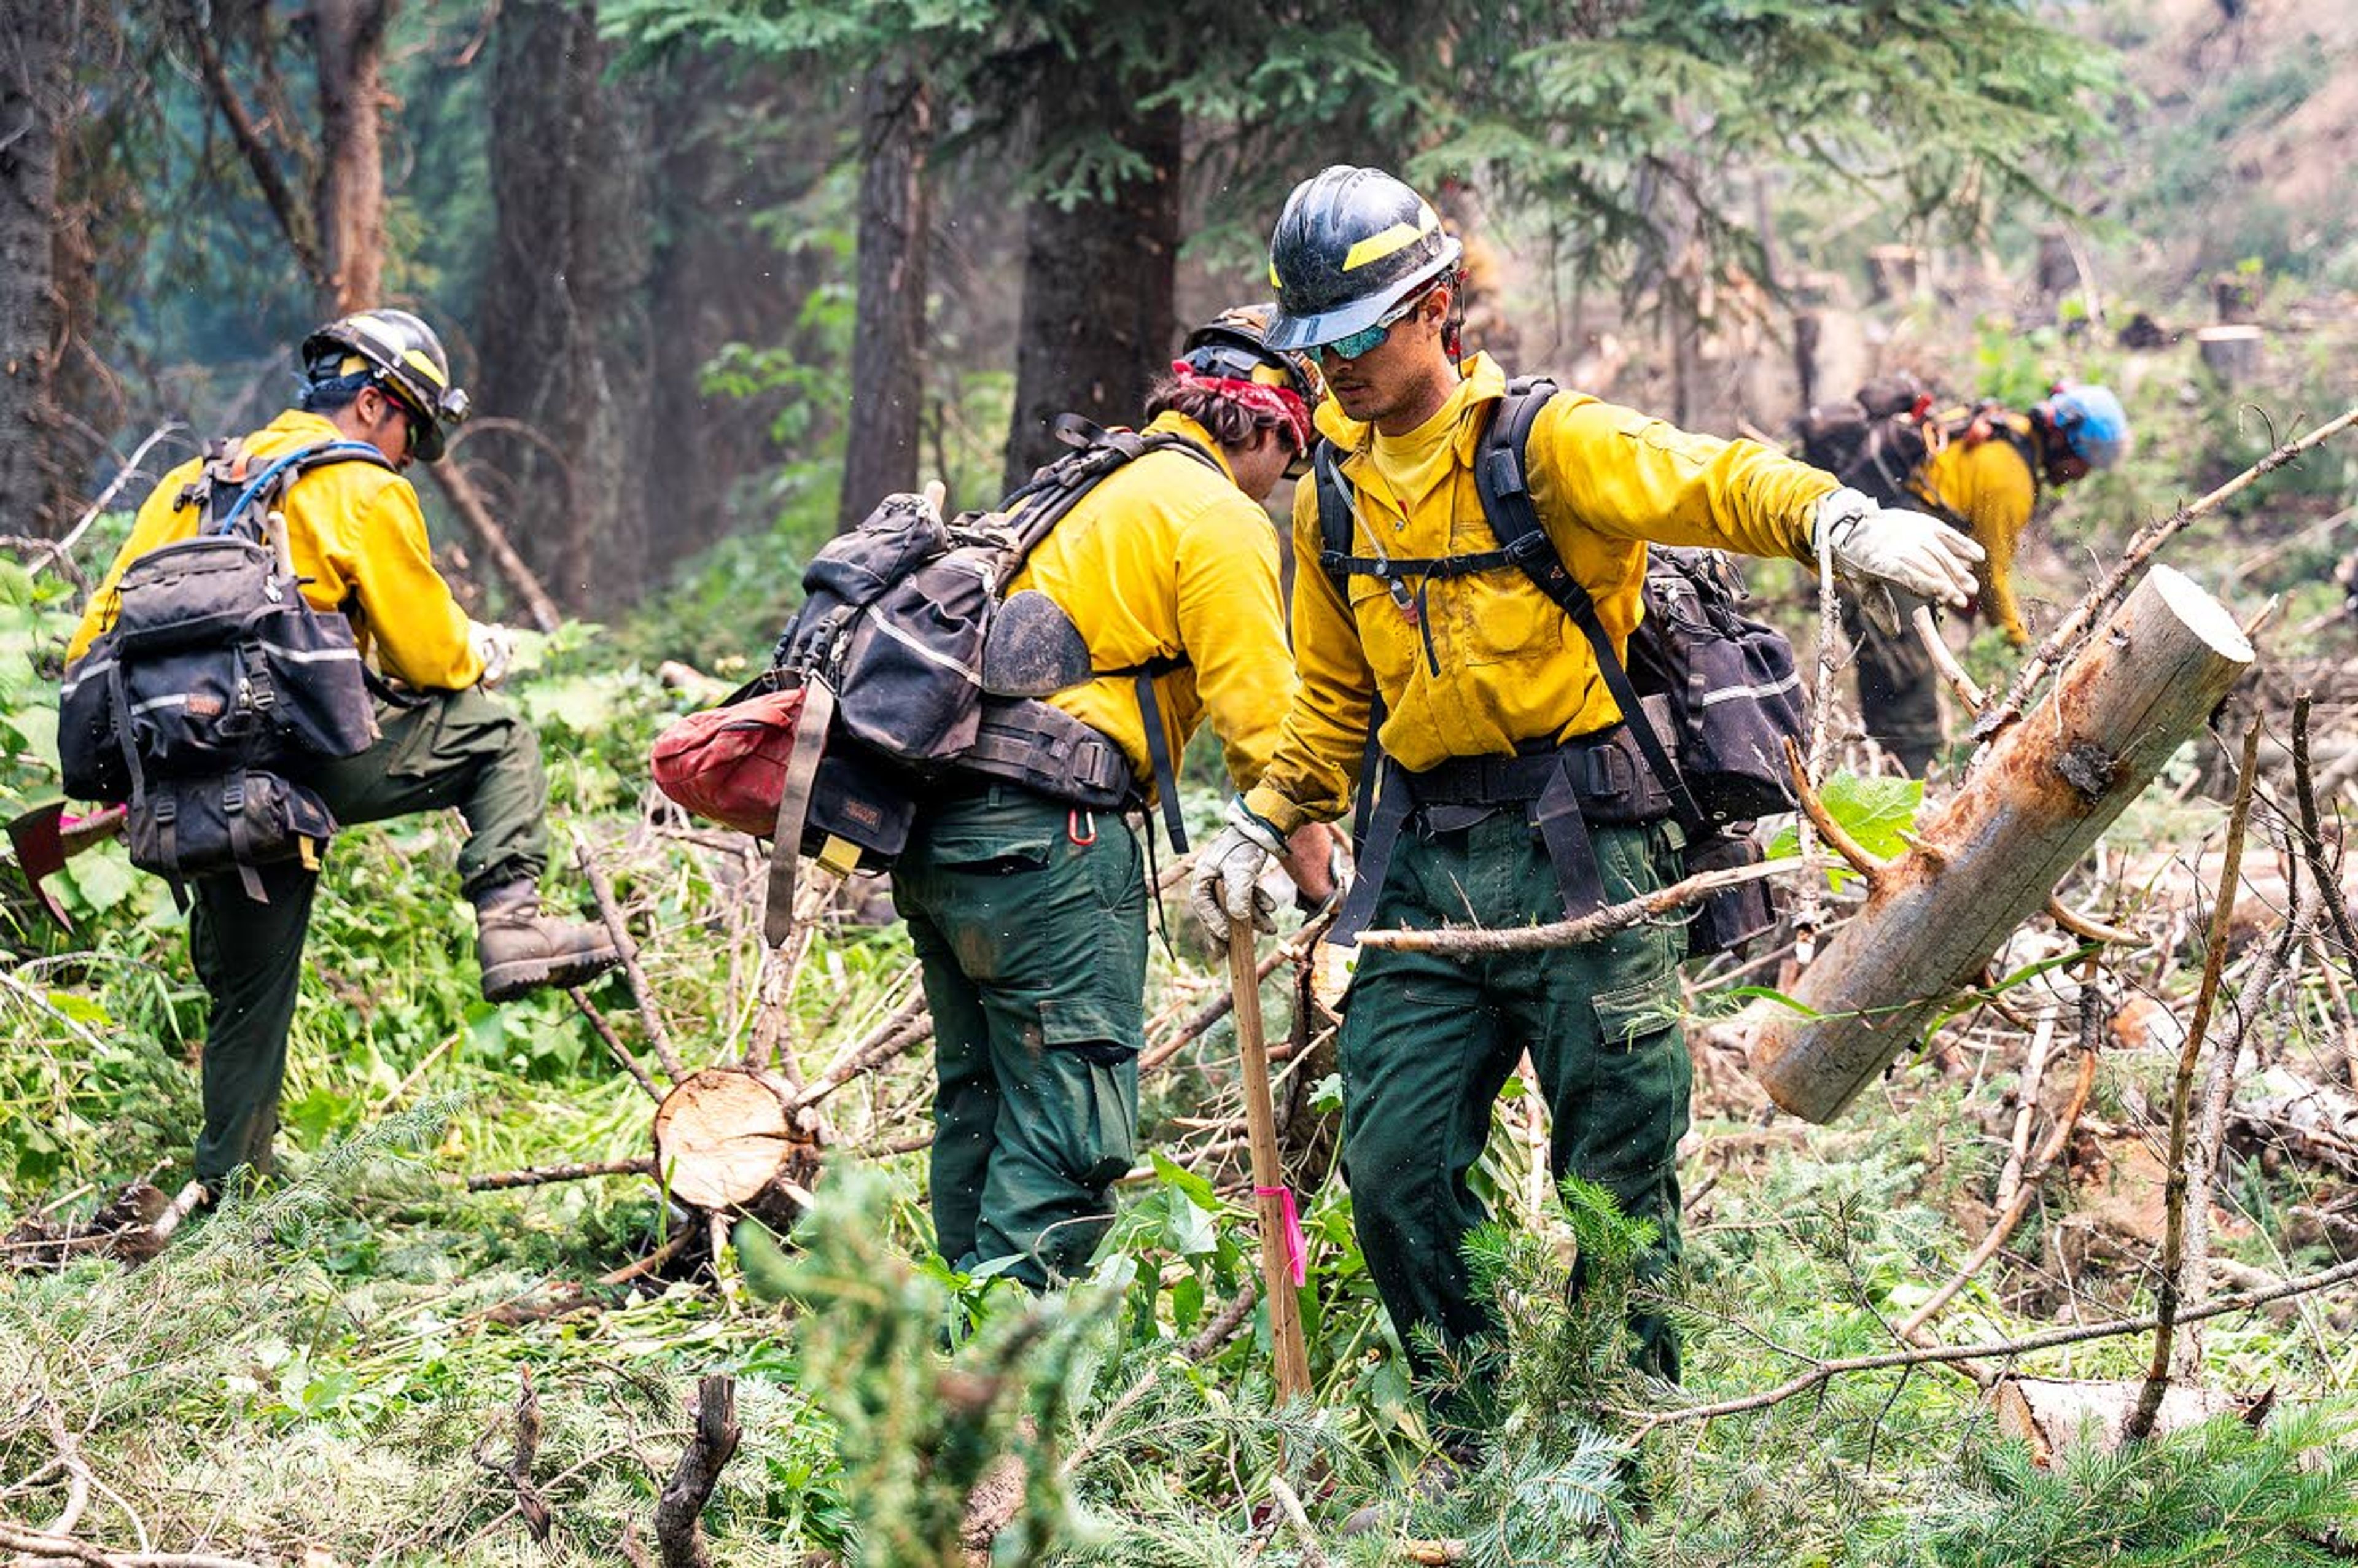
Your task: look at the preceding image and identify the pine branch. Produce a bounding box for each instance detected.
[1631,1252,2358,1438]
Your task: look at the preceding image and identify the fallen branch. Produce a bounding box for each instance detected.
[2289,693,2358,987]
[2126,718,2261,1444]
[427,459,562,632]
[470,1370,553,1543]
[1978,404,2358,746]
[1267,1475,1332,1568]
[1142,911,1333,1070]
[466,1157,655,1192]
[792,1002,933,1113]
[1633,1251,2358,1438]
[653,1375,741,1568]
[1912,603,1986,713]
[1786,737,1885,885]
[1355,853,1834,956]
[573,833,689,1084]
[0,1523,257,1568]
[1896,1012,2098,1340]
[1994,1014,2060,1214]
[569,987,663,1102]
[600,1225,695,1289]
[2177,841,2322,1378]
[14,424,183,588]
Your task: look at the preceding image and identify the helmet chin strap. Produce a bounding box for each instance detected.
[1441,270,1468,363]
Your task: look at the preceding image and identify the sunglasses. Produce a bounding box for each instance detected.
[1320,286,1434,362]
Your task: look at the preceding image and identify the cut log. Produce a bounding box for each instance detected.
[1991,1375,2247,1466]
[653,1066,822,1216]
[2197,324,2264,386]
[1749,567,2254,1123]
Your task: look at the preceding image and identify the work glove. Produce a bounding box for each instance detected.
[1187,795,1288,937]
[1813,488,1984,635]
[470,619,518,689]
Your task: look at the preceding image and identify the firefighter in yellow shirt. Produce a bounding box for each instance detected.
[1846,384,2130,772]
[1186,168,1983,1413]
[895,305,1337,1289]
[64,309,618,1198]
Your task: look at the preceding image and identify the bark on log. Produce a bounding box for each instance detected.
[1750,567,2254,1122]
[653,1067,820,1215]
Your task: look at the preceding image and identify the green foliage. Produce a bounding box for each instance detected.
[776,1168,1110,1566]
[1913,1407,2358,1566]
[1767,770,1924,887]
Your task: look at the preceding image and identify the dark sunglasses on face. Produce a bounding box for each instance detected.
[1320,286,1433,362]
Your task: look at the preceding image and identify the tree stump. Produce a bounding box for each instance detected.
[1993,1375,2245,1465]
[1749,567,2255,1123]
[2034,228,2078,299]
[1865,244,1925,304]
[2210,271,2258,324]
[2197,324,2264,386]
[653,1066,823,1221]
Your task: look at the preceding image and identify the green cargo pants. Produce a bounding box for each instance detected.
[892,786,1146,1290]
[189,686,550,1189]
[1342,810,1692,1389]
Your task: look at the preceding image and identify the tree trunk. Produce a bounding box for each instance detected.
[1001,79,1180,490]
[1749,567,2256,1123]
[312,0,392,315]
[0,0,74,540]
[476,0,655,613]
[644,60,838,565]
[839,68,931,530]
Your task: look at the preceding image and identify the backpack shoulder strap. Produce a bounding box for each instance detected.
[207,440,397,539]
[1471,376,1705,833]
[1002,421,1221,562]
[1313,440,1353,589]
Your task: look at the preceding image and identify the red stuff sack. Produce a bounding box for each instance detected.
[650,686,806,836]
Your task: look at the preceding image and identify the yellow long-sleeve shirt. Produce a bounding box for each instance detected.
[1243,354,1837,834]
[1008,411,1295,797]
[1909,417,2041,645]
[66,409,484,689]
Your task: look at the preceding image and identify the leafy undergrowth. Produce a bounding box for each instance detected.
[7,332,2358,1563]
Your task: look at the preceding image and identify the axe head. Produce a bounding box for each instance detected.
[6,802,128,931]
[981,590,1097,698]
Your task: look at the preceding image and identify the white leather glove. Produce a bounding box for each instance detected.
[1813,488,1984,631]
[1187,795,1287,936]
[470,619,517,689]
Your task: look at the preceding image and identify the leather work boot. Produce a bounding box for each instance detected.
[472,882,622,1003]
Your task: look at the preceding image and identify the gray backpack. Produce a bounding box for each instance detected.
[752,417,1221,941]
[58,440,386,901]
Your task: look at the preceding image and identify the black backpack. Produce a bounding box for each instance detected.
[1797,373,2041,522]
[1313,378,1808,956]
[749,417,1223,942]
[58,440,387,902]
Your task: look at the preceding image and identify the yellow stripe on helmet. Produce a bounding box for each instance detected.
[1340,201,1441,273]
[402,347,449,387]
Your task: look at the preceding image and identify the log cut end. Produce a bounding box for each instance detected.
[654,1067,821,1213]
[2147,564,2254,664]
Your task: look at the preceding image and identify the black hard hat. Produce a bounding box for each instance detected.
[1180,303,1323,405]
[300,308,470,462]
[1264,166,1463,353]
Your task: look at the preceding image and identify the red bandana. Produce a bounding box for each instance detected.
[1170,361,1313,456]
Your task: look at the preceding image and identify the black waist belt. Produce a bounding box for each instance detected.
[1329,722,1675,949]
